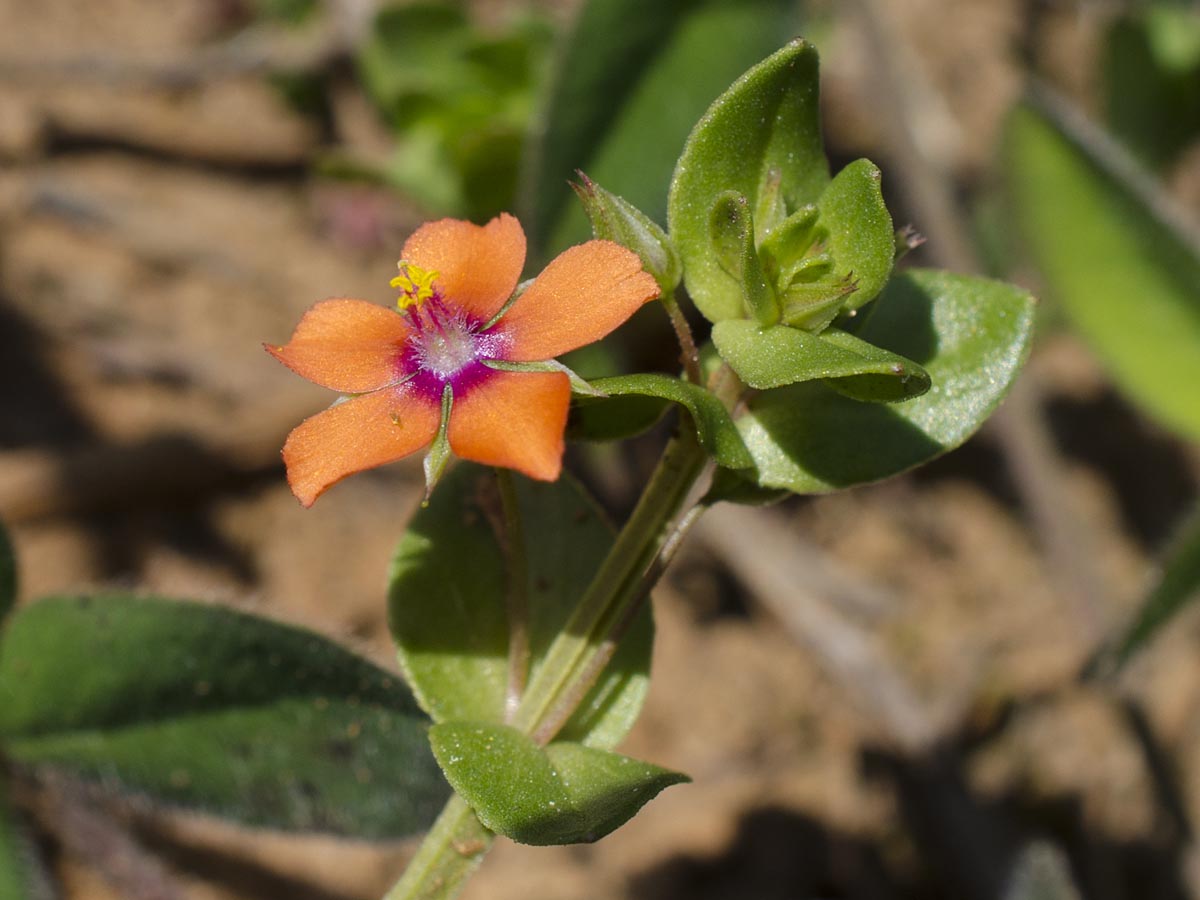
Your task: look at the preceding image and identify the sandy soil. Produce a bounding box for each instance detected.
[1,1,1198,899]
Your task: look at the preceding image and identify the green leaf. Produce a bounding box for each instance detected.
[526,0,798,260]
[1092,506,1200,677]
[1005,98,1200,441]
[0,519,14,629]
[820,330,933,402]
[708,192,780,325]
[429,721,687,845]
[357,3,472,125]
[668,39,828,322]
[712,320,930,401]
[568,392,671,443]
[573,175,681,293]
[389,465,652,749]
[702,467,789,507]
[814,158,895,313]
[1103,7,1200,171]
[736,269,1036,493]
[359,3,552,219]
[385,125,468,216]
[0,774,53,900]
[0,596,447,838]
[587,374,753,469]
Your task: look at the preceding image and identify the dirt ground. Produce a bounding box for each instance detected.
[2,1,1199,898]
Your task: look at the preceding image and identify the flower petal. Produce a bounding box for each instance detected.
[495,240,660,361]
[401,213,526,323]
[448,370,570,481]
[267,299,411,393]
[283,386,440,507]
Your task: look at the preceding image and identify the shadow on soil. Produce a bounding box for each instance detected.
[0,292,270,585]
[629,696,1192,900]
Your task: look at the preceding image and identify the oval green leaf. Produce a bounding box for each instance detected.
[526,0,798,260]
[389,464,653,749]
[712,320,930,401]
[668,39,829,322]
[817,158,895,312]
[587,374,753,469]
[430,721,687,846]
[1005,98,1200,441]
[736,269,1036,493]
[0,596,448,838]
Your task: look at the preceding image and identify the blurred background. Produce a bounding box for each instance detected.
[1,0,1199,897]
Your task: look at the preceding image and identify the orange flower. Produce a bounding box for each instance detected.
[267,213,659,506]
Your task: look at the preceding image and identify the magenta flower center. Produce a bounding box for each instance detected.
[409,301,480,380]
[392,265,512,400]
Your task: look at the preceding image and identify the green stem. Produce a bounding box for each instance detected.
[661,290,703,385]
[530,497,711,745]
[385,380,733,900]
[384,795,493,900]
[511,424,709,741]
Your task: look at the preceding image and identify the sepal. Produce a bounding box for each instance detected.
[422,384,455,503]
[573,173,681,293]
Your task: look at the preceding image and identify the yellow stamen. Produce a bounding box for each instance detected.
[391,262,440,310]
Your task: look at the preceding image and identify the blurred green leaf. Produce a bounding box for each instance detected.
[0,775,53,900]
[1103,6,1200,171]
[0,520,14,629]
[453,125,527,222]
[0,596,447,838]
[386,126,467,215]
[668,39,828,322]
[1093,506,1200,676]
[526,0,797,260]
[430,721,687,845]
[268,70,329,119]
[357,3,472,122]
[736,269,1035,493]
[587,374,753,469]
[713,320,930,400]
[389,465,652,749]
[358,2,552,219]
[1005,98,1200,441]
